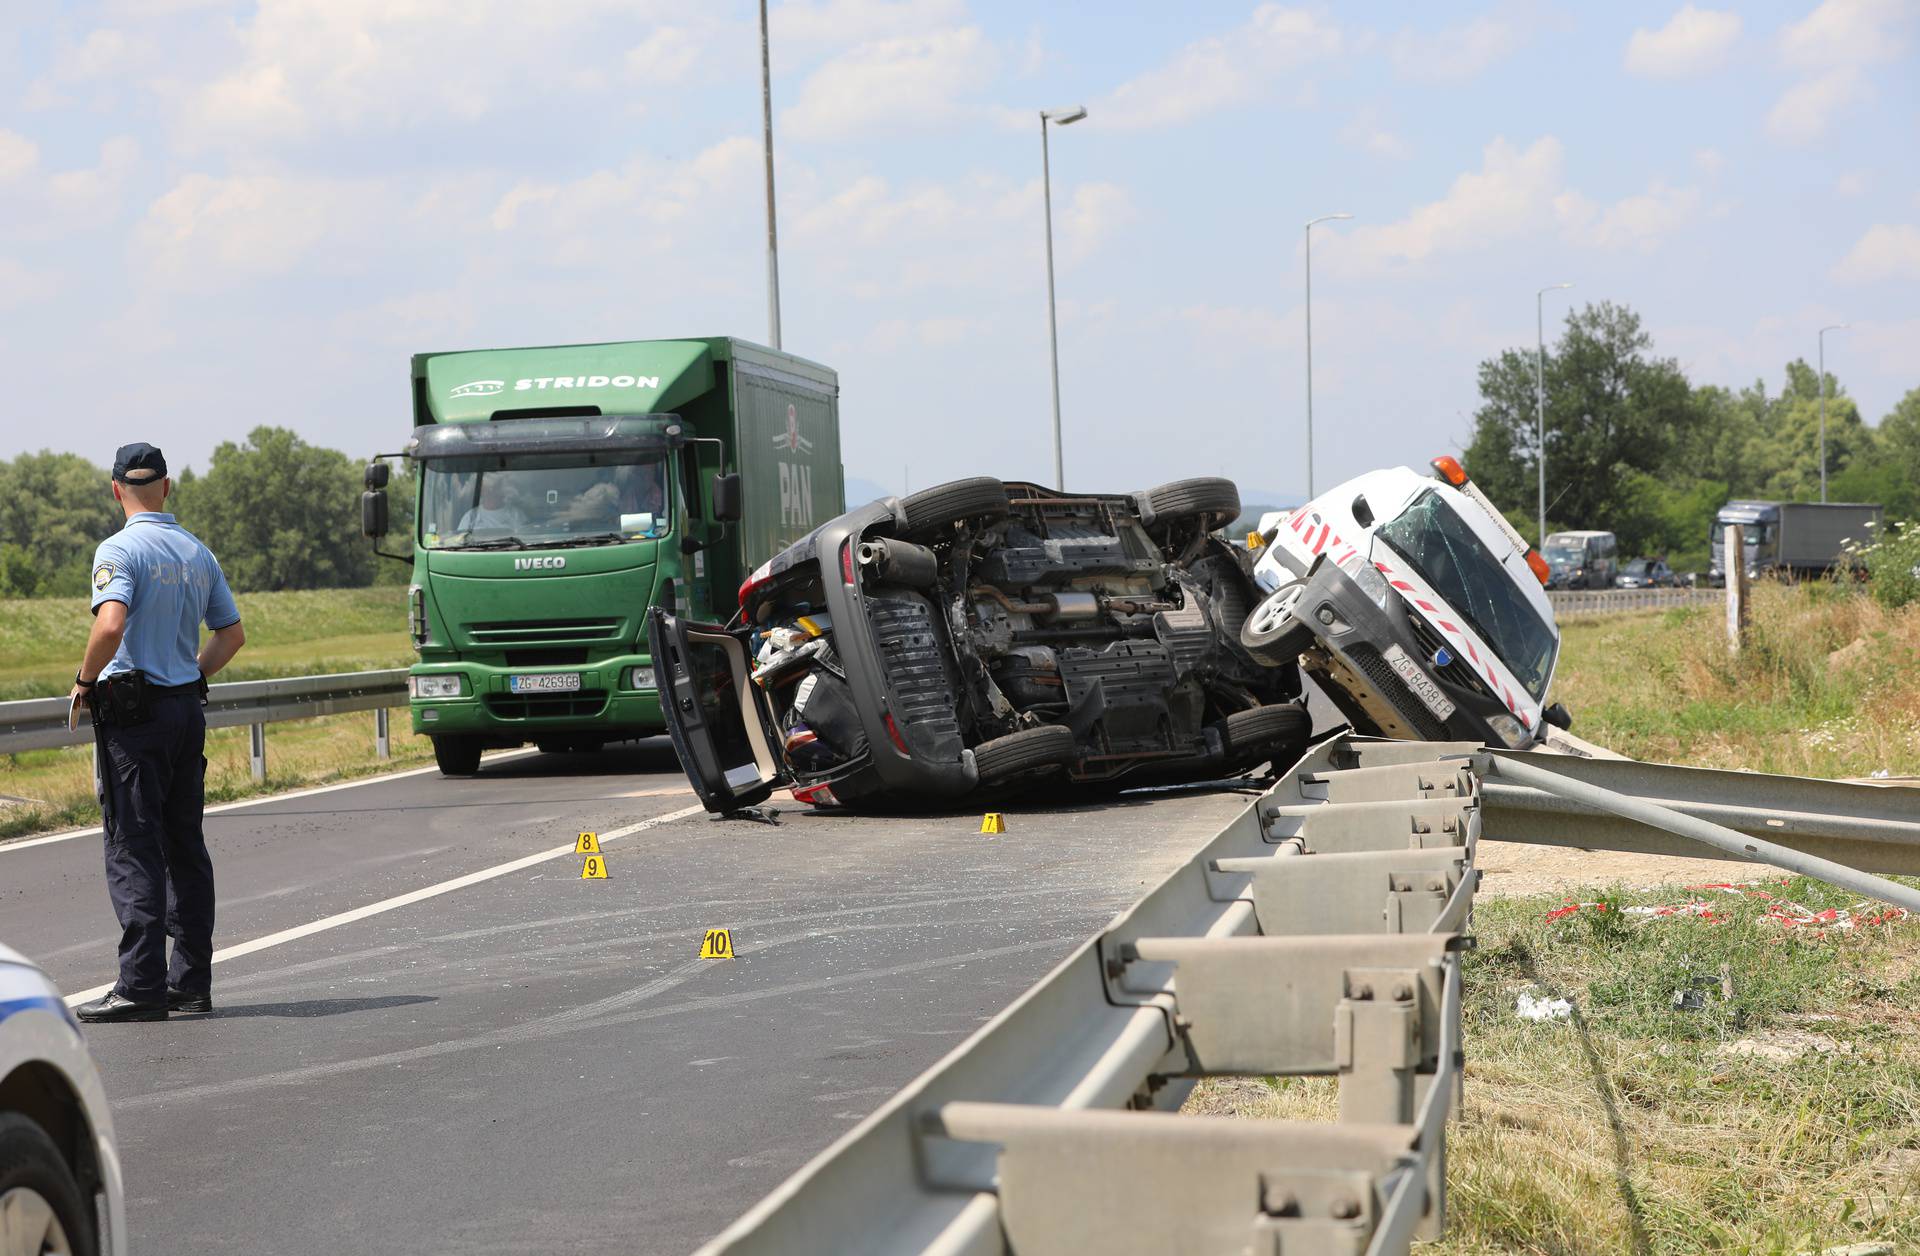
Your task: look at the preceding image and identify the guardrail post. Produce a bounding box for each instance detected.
[249,722,266,784]
[375,707,391,760]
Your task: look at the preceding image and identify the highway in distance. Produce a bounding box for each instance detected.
[2,741,1257,1254]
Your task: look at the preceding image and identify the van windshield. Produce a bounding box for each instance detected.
[419,452,671,551]
[1377,490,1558,697]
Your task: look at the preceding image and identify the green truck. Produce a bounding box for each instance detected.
[361,337,844,776]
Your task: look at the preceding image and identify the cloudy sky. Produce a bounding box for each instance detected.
[3,0,1916,503]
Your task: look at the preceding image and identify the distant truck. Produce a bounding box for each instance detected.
[1707,500,1883,586]
[361,337,844,776]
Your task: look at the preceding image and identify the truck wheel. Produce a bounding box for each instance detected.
[1137,477,1241,530]
[898,477,1010,539]
[1222,703,1312,766]
[0,1113,96,1256]
[972,724,1078,785]
[1240,581,1315,666]
[431,735,484,776]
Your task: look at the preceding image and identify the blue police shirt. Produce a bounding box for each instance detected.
[89,513,240,687]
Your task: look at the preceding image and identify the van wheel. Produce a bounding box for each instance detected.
[1138,477,1241,530]
[973,725,1078,785]
[1240,582,1315,666]
[1222,703,1312,767]
[0,1113,96,1256]
[431,735,484,776]
[899,477,1010,539]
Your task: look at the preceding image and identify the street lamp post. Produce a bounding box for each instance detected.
[1040,105,1087,489]
[1818,323,1849,503]
[758,0,781,349]
[1536,282,1573,549]
[1303,213,1352,500]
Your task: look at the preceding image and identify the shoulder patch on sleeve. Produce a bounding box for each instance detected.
[93,563,115,591]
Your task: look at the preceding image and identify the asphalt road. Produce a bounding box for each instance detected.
[2,742,1258,1255]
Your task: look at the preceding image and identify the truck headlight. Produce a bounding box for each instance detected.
[1347,559,1392,609]
[1484,713,1530,748]
[409,674,463,698]
[627,667,657,690]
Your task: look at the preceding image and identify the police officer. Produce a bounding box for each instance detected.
[71,443,246,1023]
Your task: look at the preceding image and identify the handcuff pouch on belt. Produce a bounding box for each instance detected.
[92,670,153,728]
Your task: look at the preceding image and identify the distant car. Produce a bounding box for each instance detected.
[652,477,1311,812]
[0,944,127,1256]
[1241,457,1570,749]
[1614,558,1676,589]
[1541,530,1618,589]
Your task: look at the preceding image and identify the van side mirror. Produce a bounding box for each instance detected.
[1351,494,1374,528]
[1543,702,1573,731]
[361,490,389,538]
[365,461,390,490]
[712,472,742,523]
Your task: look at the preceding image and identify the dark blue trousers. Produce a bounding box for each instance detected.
[97,690,214,1002]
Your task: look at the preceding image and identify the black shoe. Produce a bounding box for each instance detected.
[167,989,213,1014]
[75,991,168,1023]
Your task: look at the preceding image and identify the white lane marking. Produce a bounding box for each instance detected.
[3,749,540,854]
[61,802,706,1007]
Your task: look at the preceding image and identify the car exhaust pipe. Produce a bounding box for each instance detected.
[857,538,940,587]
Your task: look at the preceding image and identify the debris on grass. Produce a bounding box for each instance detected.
[1515,991,1573,1021]
[1716,1028,1853,1063]
[1541,879,1908,936]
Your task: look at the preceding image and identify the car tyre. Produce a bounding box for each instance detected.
[431,734,484,776]
[972,724,1078,785]
[1222,703,1312,765]
[0,1113,96,1256]
[1137,477,1241,530]
[1240,581,1315,667]
[898,477,1010,539]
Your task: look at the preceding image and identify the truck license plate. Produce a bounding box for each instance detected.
[1382,645,1456,721]
[509,673,582,694]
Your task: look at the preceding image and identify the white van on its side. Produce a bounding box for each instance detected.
[1243,457,1568,748]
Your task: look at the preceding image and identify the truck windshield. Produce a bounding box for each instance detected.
[1710,521,1773,548]
[1376,490,1558,698]
[419,453,671,550]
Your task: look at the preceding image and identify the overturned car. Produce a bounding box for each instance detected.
[651,476,1311,812]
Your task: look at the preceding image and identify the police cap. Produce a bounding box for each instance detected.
[112,442,168,485]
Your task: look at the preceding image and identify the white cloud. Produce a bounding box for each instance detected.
[0,257,53,310]
[770,0,968,46]
[1096,5,1343,130]
[1624,5,1741,77]
[1340,109,1412,160]
[1390,11,1531,84]
[626,26,706,85]
[1834,170,1870,197]
[134,172,355,285]
[25,27,145,109]
[1833,223,1920,282]
[0,130,38,182]
[1766,69,1863,144]
[1058,181,1138,265]
[1692,147,1727,175]
[0,134,140,236]
[1557,181,1703,252]
[781,25,996,141]
[1768,0,1915,145]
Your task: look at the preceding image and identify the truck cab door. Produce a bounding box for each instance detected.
[649,608,787,811]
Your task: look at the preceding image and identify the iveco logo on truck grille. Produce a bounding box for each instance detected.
[514,557,567,570]
[450,380,505,398]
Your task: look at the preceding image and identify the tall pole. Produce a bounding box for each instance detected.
[759,0,781,349]
[1303,213,1351,501]
[1817,323,1849,503]
[1042,116,1063,488]
[1536,282,1573,549]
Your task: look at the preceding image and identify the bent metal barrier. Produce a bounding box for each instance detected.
[697,736,1920,1256]
[0,669,407,781]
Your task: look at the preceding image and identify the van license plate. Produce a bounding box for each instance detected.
[1383,645,1456,721]
[509,673,582,694]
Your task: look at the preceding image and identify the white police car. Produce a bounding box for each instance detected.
[1243,456,1570,749]
[0,944,126,1256]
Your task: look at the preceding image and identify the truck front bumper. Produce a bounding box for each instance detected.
[408,656,665,739]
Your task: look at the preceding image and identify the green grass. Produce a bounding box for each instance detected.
[0,586,411,700]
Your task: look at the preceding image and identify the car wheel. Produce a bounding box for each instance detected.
[431,734,484,776]
[1222,703,1312,765]
[1137,477,1241,530]
[0,1113,95,1256]
[972,724,1078,785]
[898,477,1010,539]
[1240,581,1315,667]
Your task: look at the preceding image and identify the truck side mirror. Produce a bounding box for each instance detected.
[361,489,389,538]
[1543,702,1573,731]
[712,472,742,523]
[365,461,391,490]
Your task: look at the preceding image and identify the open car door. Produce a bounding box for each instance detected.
[649,608,789,812]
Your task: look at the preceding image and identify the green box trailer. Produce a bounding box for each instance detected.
[361,337,844,775]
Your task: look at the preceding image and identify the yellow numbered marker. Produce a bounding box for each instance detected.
[699,928,735,960]
[575,831,601,854]
[980,813,1006,835]
[1246,531,1265,549]
[580,855,607,879]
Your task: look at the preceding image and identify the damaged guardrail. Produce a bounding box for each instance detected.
[696,735,1920,1256]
